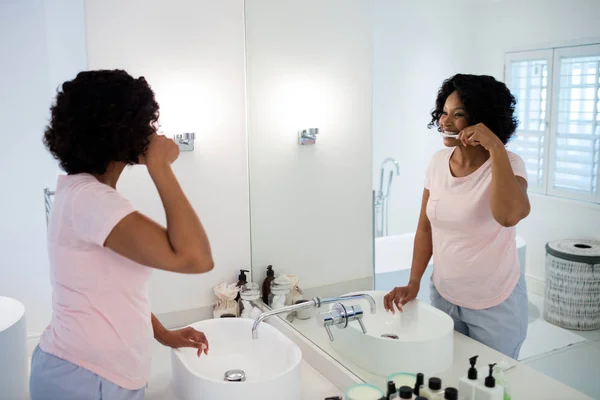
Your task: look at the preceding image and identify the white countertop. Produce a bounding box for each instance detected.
[23,315,592,399]
[287,315,593,399]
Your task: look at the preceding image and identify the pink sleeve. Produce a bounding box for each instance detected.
[508,151,528,181]
[70,182,136,246]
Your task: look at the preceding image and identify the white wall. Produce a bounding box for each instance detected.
[84,0,251,315]
[372,0,478,237]
[472,0,600,287]
[246,0,374,289]
[0,0,87,336]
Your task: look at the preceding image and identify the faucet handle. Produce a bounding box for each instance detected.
[317,303,346,341]
[346,304,368,334]
[317,310,337,341]
[357,316,367,334]
[323,325,335,341]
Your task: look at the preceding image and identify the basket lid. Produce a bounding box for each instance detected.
[546,239,600,264]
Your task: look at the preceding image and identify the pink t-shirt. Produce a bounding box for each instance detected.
[39,174,153,390]
[425,147,527,310]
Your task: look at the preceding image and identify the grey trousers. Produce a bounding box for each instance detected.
[430,274,529,359]
[29,346,146,400]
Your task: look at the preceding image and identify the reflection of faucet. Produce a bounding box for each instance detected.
[375,157,400,238]
[43,188,55,230]
[252,294,376,340]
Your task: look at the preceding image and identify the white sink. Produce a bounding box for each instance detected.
[171,318,302,400]
[329,291,454,377]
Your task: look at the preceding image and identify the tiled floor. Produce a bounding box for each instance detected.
[375,271,600,400]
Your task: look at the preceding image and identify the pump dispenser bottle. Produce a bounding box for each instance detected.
[474,364,503,400]
[261,265,275,304]
[458,355,480,400]
[235,269,249,300]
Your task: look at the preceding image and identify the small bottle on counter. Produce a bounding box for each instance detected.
[270,279,291,309]
[419,377,443,399]
[387,381,399,399]
[474,364,503,400]
[399,386,414,399]
[239,282,260,318]
[235,269,249,311]
[458,355,480,400]
[414,373,424,396]
[443,387,458,400]
[492,360,511,400]
[261,265,275,304]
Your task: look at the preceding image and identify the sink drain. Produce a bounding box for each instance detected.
[224,369,246,382]
[381,333,399,340]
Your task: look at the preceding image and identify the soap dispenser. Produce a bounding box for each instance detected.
[458,355,479,400]
[261,265,275,304]
[235,269,249,302]
[474,364,503,400]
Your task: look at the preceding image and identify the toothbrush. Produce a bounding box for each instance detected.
[441,131,460,138]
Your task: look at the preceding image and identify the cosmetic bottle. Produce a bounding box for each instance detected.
[458,355,480,400]
[474,364,503,400]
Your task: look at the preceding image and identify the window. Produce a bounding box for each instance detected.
[505,44,600,204]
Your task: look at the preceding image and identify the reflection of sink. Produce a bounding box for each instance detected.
[171,318,302,400]
[329,291,454,377]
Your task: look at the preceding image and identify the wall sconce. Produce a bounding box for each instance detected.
[174,132,196,152]
[298,128,319,145]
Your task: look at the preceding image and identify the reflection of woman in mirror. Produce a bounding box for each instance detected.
[384,74,531,359]
[30,70,214,399]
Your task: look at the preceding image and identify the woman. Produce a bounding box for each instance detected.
[30,70,214,399]
[384,74,531,359]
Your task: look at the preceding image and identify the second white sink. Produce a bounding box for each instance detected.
[329,290,454,377]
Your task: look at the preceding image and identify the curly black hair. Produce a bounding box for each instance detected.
[44,69,159,175]
[428,74,518,144]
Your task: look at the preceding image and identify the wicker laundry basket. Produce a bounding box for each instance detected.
[543,239,600,331]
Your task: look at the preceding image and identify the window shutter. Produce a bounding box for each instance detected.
[548,44,600,203]
[505,51,553,192]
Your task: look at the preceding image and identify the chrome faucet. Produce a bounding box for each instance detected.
[375,157,400,238]
[251,293,376,340]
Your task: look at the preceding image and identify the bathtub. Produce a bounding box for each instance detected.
[374,232,527,292]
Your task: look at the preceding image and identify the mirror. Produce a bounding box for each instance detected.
[246,0,375,303]
[246,0,600,395]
